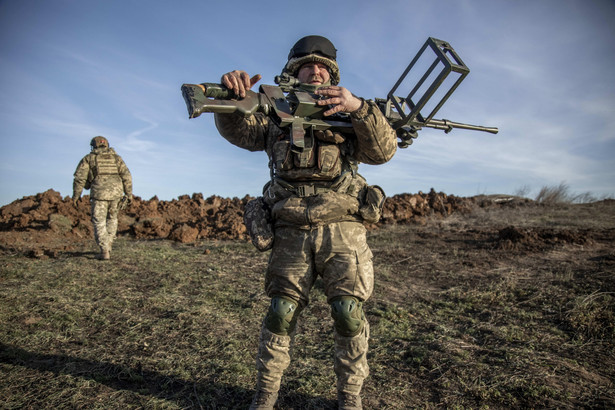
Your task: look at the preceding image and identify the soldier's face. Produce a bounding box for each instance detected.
[297,62,330,85]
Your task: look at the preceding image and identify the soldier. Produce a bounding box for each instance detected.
[72,136,132,260]
[215,35,397,409]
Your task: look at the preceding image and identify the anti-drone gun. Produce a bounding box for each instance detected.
[181,37,498,150]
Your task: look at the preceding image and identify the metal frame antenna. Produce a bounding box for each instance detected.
[387,37,469,130]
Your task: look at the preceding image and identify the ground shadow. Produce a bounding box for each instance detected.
[0,344,329,409]
[62,250,99,259]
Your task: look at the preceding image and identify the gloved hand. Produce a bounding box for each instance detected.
[119,194,132,210]
[314,129,345,144]
[72,197,79,208]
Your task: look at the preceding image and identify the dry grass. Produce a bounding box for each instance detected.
[1,202,614,409]
[533,182,605,204]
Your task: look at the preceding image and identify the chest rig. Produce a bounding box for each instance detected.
[268,129,360,199]
[262,83,358,196]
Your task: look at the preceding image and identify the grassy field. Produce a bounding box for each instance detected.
[1,202,614,409]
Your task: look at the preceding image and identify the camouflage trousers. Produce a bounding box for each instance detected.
[255,221,373,395]
[90,198,121,252]
[255,316,370,396]
[265,221,374,305]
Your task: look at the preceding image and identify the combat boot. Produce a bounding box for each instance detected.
[334,321,369,410]
[338,391,362,409]
[249,390,278,409]
[99,249,110,260]
[250,326,291,410]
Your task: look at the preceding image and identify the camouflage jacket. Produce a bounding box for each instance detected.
[215,98,397,226]
[73,147,132,201]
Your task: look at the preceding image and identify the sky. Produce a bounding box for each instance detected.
[1,0,614,207]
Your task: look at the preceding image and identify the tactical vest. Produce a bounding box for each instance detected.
[253,123,386,232]
[265,131,362,205]
[85,152,119,189]
[271,130,355,182]
[94,152,120,176]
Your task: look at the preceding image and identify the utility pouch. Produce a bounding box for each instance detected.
[317,143,341,175]
[359,185,386,223]
[243,197,274,252]
[273,140,293,171]
[263,179,293,208]
[293,146,316,168]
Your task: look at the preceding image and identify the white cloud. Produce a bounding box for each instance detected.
[118,115,160,152]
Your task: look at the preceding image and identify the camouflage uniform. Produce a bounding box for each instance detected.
[73,144,132,257]
[215,88,396,405]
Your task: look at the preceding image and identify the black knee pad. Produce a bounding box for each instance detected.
[264,295,300,336]
[330,296,365,337]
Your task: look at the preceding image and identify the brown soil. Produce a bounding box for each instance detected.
[1,189,614,408]
[0,188,529,256]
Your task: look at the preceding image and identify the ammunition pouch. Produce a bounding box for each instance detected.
[243,196,274,251]
[272,139,342,181]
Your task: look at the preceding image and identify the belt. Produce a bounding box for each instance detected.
[294,184,332,197]
[274,178,333,198]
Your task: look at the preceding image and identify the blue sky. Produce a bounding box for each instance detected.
[1,0,614,206]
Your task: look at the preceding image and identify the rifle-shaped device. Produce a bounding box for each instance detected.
[181,37,498,149]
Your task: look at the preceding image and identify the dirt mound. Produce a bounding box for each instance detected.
[0,188,522,256]
[495,226,594,251]
[380,189,477,225]
[0,189,252,255]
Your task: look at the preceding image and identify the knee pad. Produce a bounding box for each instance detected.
[264,296,300,336]
[330,296,365,337]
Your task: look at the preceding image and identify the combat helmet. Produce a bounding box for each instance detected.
[282,35,340,85]
[90,136,109,149]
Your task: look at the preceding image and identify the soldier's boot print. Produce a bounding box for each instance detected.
[334,321,369,409]
[250,326,291,409]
